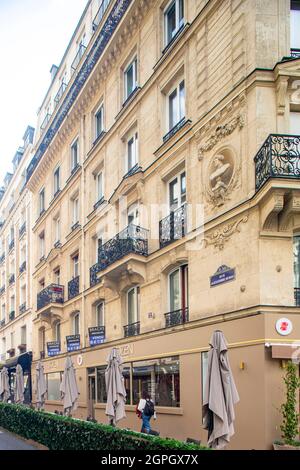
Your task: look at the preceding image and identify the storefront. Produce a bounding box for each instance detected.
[1,352,32,404]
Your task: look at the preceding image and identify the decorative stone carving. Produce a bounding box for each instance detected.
[197,115,245,160]
[207,153,235,206]
[203,216,248,250]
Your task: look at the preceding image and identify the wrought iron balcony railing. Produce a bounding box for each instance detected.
[54,81,67,108]
[19,303,26,315]
[92,0,111,31]
[94,196,105,211]
[68,276,80,300]
[165,307,189,328]
[0,319,5,328]
[159,204,187,249]
[9,311,15,322]
[8,239,15,252]
[124,321,140,338]
[163,117,186,143]
[0,286,5,296]
[294,288,300,307]
[90,224,148,286]
[254,134,300,191]
[40,351,45,359]
[19,222,26,238]
[19,261,26,274]
[291,48,300,59]
[37,284,64,311]
[123,163,141,179]
[0,253,5,264]
[40,113,52,132]
[71,44,87,74]
[8,274,15,285]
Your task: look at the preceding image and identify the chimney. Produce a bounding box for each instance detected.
[50,64,58,81]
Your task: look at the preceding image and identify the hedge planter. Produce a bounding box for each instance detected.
[273,441,300,451]
[0,403,210,451]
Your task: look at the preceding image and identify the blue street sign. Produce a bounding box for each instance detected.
[210,265,236,287]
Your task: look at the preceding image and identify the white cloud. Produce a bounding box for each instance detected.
[0,0,88,182]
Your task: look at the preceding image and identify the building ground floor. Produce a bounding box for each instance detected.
[31,306,300,450]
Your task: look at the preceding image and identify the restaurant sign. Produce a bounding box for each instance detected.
[47,341,61,357]
[210,265,236,287]
[89,326,105,346]
[66,335,81,352]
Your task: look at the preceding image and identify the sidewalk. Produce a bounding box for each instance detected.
[0,427,47,450]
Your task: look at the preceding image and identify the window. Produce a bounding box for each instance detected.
[164,0,184,46]
[95,364,130,404]
[55,322,61,342]
[201,352,209,408]
[169,171,186,212]
[169,265,188,312]
[96,172,103,202]
[39,328,46,354]
[39,188,45,215]
[291,1,300,50]
[127,204,139,226]
[10,295,15,313]
[96,235,102,262]
[39,232,45,259]
[20,246,26,264]
[72,197,79,226]
[132,356,180,407]
[73,254,79,278]
[127,286,140,325]
[71,139,79,171]
[54,268,60,285]
[126,132,138,172]
[21,325,27,345]
[168,80,185,131]
[47,372,62,401]
[73,312,80,335]
[95,105,104,140]
[1,304,5,320]
[54,217,61,244]
[39,279,45,290]
[10,332,14,349]
[96,302,104,327]
[290,111,300,134]
[20,285,26,305]
[124,57,137,101]
[53,167,60,195]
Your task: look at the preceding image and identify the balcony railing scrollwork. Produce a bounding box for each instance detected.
[124,321,140,338]
[19,222,26,238]
[163,117,186,143]
[92,0,111,31]
[90,225,148,286]
[291,48,300,59]
[19,303,26,315]
[159,204,187,249]
[8,274,15,285]
[254,134,300,191]
[165,307,189,328]
[37,284,64,311]
[71,44,87,74]
[68,276,80,300]
[19,261,26,275]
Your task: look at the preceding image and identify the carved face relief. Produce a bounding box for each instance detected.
[207,152,234,207]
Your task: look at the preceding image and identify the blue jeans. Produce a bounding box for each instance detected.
[141,413,151,433]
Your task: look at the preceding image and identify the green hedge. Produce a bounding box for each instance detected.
[0,403,209,450]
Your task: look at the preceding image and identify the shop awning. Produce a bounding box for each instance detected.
[0,352,32,373]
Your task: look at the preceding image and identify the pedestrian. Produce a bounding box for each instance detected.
[136,392,156,434]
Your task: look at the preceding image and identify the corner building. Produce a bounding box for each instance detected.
[27,0,300,449]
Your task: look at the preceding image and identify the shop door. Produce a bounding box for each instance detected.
[88,375,96,419]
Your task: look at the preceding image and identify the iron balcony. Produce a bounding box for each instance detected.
[92,0,111,31]
[124,321,140,338]
[8,239,15,252]
[165,307,189,328]
[0,253,5,264]
[291,48,300,59]
[0,286,5,296]
[68,276,80,300]
[71,44,87,74]
[37,284,64,311]
[19,303,26,315]
[90,224,148,286]
[19,222,26,238]
[40,113,51,132]
[163,117,186,143]
[54,81,67,108]
[9,311,15,322]
[159,204,187,249]
[8,274,15,285]
[254,134,300,191]
[19,261,26,275]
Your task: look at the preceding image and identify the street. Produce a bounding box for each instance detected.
[0,428,38,450]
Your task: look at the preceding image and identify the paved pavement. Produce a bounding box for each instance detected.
[0,428,38,450]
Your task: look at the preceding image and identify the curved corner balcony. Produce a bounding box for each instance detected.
[90,224,148,286]
[254,134,300,191]
[37,284,64,311]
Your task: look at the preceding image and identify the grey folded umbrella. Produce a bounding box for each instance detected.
[36,361,47,410]
[105,348,126,426]
[60,356,79,415]
[14,364,25,404]
[0,367,10,402]
[203,330,239,449]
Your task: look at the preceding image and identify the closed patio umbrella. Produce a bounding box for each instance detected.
[203,330,239,449]
[0,367,10,402]
[14,364,25,404]
[105,348,126,426]
[60,356,79,415]
[36,361,47,410]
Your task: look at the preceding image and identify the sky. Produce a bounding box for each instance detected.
[0,0,88,182]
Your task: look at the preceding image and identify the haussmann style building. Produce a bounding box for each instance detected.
[1,0,300,450]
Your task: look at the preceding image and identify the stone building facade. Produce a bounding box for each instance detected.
[2,0,300,449]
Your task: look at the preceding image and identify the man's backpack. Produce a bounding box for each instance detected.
[144,399,155,417]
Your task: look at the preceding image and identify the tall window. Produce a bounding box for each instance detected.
[39,232,45,259]
[96,172,103,202]
[96,302,104,327]
[39,328,46,355]
[21,325,27,345]
[1,304,5,321]
[53,167,60,195]
[20,285,26,305]
[124,57,137,101]
[10,295,15,313]
[168,80,185,130]
[54,217,61,244]
[169,171,186,212]
[73,254,79,278]
[55,322,61,342]
[164,0,184,46]
[71,139,79,171]
[169,265,188,312]
[73,312,80,335]
[127,286,140,325]
[54,268,60,285]
[290,111,300,134]
[39,188,45,215]
[127,132,138,172]
[127,204,139,226]
[95,105,104,140]
[291,1,300,50]
[72,197,79,225]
